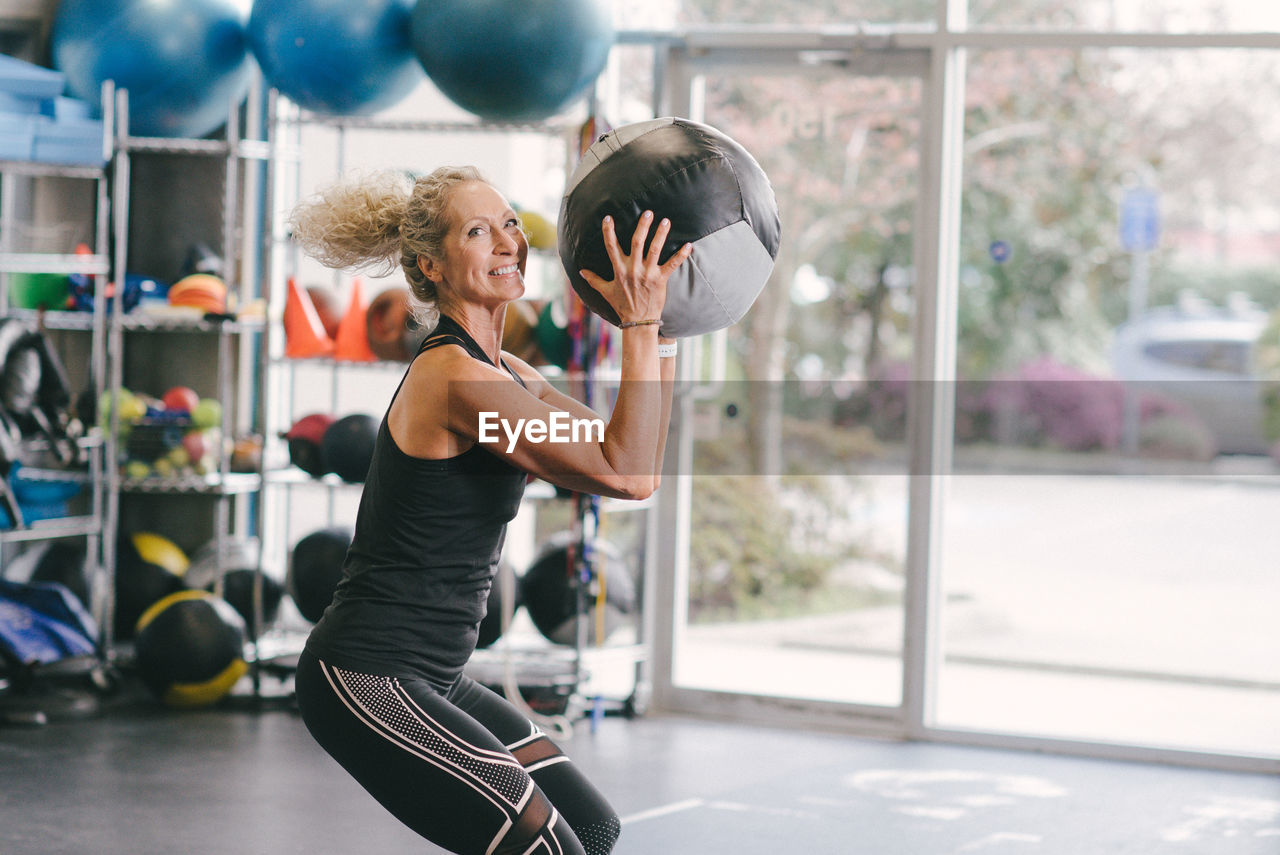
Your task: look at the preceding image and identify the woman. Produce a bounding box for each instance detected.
[288,166,691,855]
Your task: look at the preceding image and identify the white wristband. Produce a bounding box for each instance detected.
[657,342,678,359]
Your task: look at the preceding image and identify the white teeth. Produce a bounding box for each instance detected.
[491,264,518,276]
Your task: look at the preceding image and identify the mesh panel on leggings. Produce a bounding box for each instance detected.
[575,816,621,855]
[333,667,528,806]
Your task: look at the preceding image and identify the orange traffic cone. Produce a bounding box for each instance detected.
[334,278,377,362]
[284,276,335,358]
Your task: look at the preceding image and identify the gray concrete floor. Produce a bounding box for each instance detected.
[1,684,1278,855]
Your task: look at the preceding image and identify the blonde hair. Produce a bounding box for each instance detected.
[287,166,488,325]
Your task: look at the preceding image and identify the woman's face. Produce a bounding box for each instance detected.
[423,181,528,309]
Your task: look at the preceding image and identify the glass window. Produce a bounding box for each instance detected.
[667,0,934,28]
[969,0,1280,32]
[941,47,1280,757]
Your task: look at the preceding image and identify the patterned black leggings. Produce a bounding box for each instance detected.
[295,650,620,855]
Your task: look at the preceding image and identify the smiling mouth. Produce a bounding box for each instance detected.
[490,264,520,277]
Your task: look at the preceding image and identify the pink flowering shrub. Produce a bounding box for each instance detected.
[856,356,1216,458]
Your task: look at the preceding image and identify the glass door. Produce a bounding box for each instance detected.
[649,34,931,722]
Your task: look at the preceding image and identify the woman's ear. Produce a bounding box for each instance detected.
[418,254,443,283]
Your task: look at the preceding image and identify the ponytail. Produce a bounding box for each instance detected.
[288,170,411,276]
[288,166,489,328]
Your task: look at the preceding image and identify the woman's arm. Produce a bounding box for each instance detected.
[423,346,654,499]
[650,337,677,493]
[506,335,677,497]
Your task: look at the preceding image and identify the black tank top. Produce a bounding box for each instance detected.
[304,315,528,691]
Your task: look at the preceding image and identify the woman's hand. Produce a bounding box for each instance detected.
[580,211,693,326]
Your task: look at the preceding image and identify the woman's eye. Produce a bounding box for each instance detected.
[468,226,485,237]
[505,218,520,229]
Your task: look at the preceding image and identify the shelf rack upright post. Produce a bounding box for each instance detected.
[0,79,114,659]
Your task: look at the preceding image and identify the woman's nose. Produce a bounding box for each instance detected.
[495,228,520,254]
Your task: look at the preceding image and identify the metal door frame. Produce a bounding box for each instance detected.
[637,25,952,742]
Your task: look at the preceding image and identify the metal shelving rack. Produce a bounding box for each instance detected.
[0,82,112,650]
[99,86,269,652]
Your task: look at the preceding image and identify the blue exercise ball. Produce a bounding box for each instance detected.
[410,0,614,122]
[248,0,423,115]
[51,0,252,139]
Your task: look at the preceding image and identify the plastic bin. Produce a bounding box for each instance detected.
[0,54,65,100]
[40,96,93,122]
[0,113,37,160]
[0,90,42,115]
[32,117,105,166]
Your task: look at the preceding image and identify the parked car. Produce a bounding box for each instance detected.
[1111,293,1270,455]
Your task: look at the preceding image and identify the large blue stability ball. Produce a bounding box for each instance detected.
[51,0,252,139]
[248,0,423,115]
[409,0,614,122]
[558,118,782,339]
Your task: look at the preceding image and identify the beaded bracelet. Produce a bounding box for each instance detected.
[618,318,661,329]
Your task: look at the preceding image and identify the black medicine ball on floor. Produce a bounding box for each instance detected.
[558,117,781,339]
[520,533,636,646]
[288,527,352,623]
[114,535,186,641]
[134,590,247,709]
[321,414,378,483]
[209,569,284,636]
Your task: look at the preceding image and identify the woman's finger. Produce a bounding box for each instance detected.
[645,217,672,266]
[600,215,623,271]
[631,210,654,258]
[579,268,608,290]
[659,242,694,277]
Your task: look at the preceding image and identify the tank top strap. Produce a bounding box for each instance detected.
[414,315,526,388]
[378,313,528,456]
[415,315,486,361]
[417,332,471,355]
[380,321,470,414]
[498,356,527,389]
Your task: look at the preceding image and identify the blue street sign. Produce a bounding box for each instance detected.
[1120,186,1160,252]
